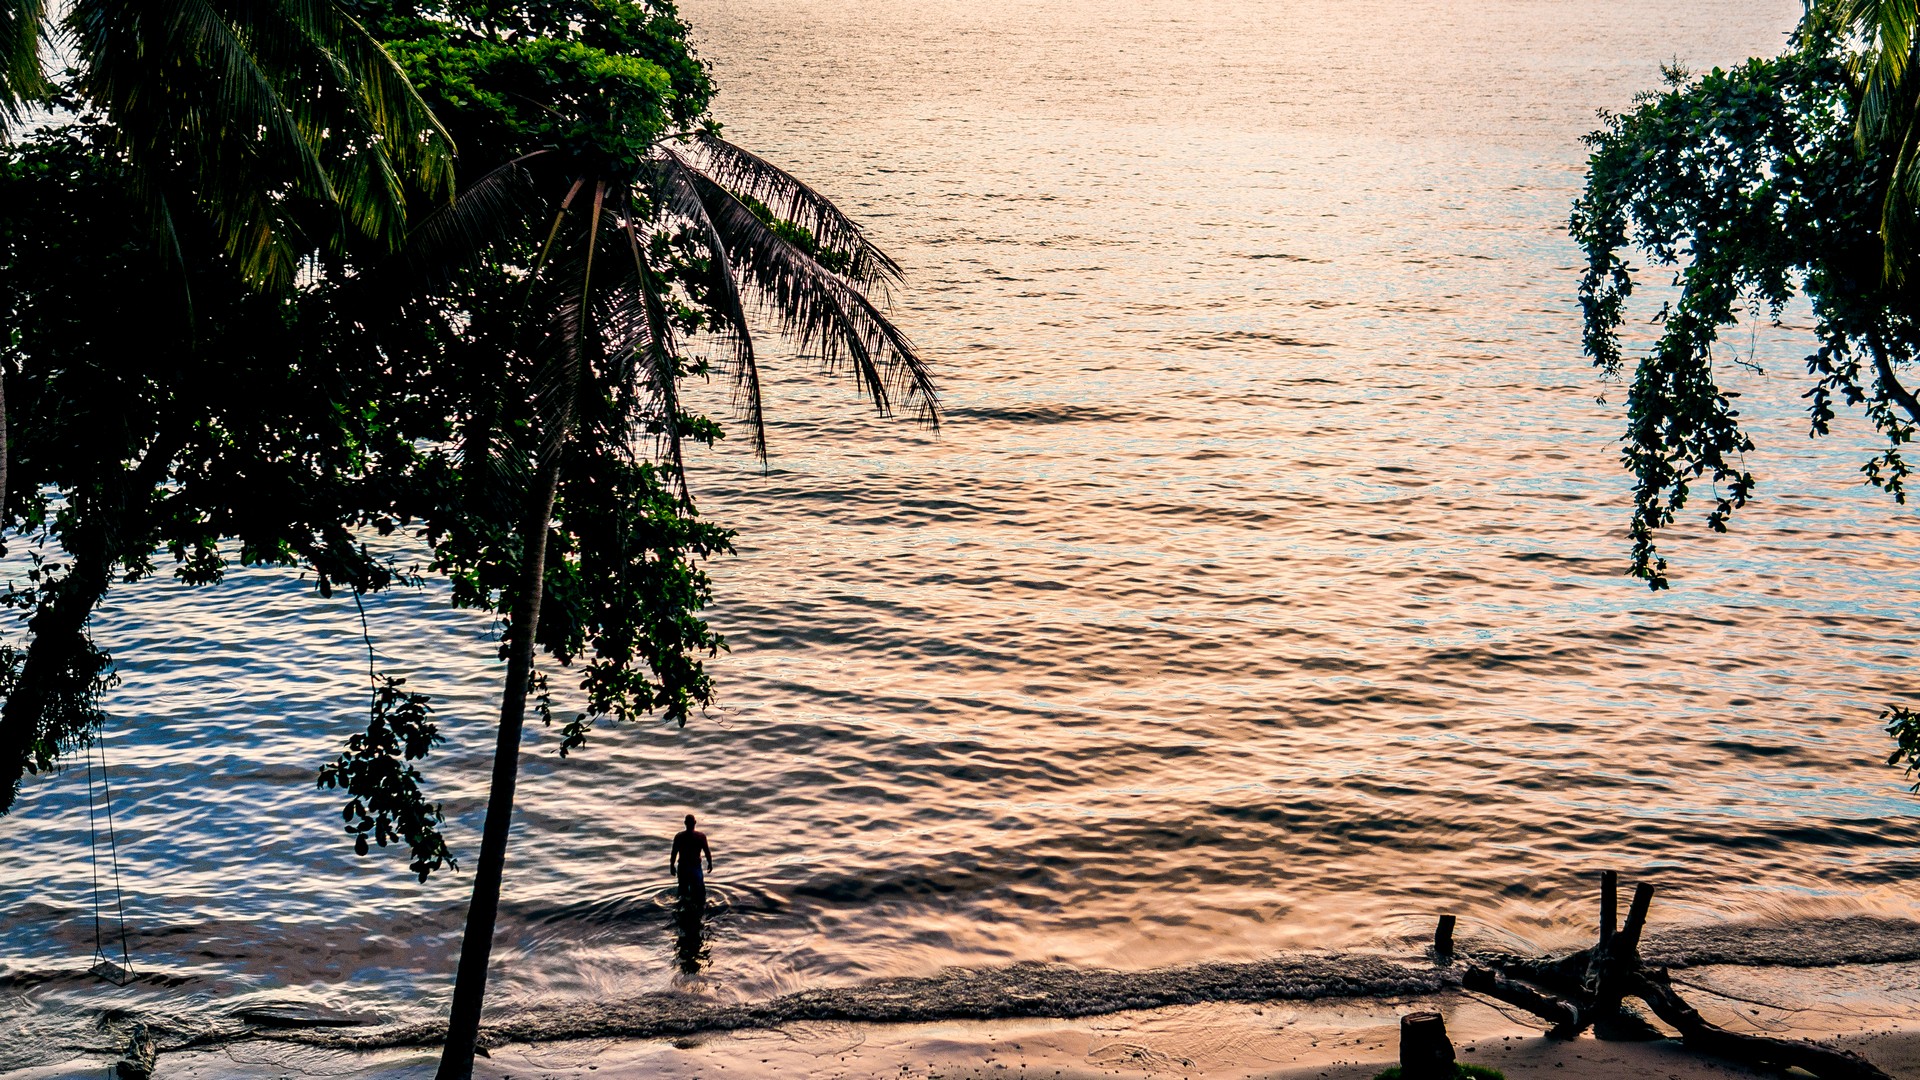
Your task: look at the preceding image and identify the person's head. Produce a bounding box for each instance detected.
[685,814,697,830]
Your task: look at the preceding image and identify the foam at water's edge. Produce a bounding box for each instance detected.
[278,953,1446,1050]
[29,915,1914,1064]
[1644,916,1920,969]
[233,915,1920,1051]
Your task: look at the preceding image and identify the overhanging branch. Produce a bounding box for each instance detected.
[1866,325,1920,428]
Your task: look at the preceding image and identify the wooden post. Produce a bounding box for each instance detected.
[1598,869,1618,948]
[1434,914,1456,959]
[1400,1011,1456,1079]
[1619,882,1654,955]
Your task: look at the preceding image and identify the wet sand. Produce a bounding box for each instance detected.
[19,976,1920,1080]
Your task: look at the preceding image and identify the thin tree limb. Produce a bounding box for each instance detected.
[1866,323,1920,427]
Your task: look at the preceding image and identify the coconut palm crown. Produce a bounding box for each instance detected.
[421,132,938,472]
[2,0,454,289]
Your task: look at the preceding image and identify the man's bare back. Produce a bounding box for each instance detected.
[670,814,712,889]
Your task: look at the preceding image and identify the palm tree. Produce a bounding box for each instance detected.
[420,136,936,1079]
[1831,0,1920,279]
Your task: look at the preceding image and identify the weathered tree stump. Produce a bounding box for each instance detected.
[1441,872,1891,1080]
[1399,1010,1456,1079]
[1433,914,1456,960]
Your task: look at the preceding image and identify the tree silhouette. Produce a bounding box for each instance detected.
[357,6,936,1074]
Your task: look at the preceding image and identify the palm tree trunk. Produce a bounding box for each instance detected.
[435,449,563,1080]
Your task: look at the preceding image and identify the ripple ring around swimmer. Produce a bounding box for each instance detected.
[650,883,736,912]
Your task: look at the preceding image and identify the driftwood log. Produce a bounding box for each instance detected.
[1443,871,1890,1080]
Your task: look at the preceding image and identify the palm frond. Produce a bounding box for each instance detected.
[651,151,766,459]
[693,134,904,288]
[401,154,548,285]
[681,164,938,429]
[68,0,455,286]
[581,181,607,317]
[618,216,687,486]
[530,178,588,287]
[286,0,457,197]
[220,0,454,238]
[1839,0,1920,277]
[591,209,688,487]
[0,0,48,130]
[523,283,589,470]
[526,183,605,464]
[335,135,410,252]
[69,0,333,286]
[1843,0,1916,85]
[1886,70,1920,258]
[1846,0,1915,142]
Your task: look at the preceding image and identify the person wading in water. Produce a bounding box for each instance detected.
[670,814,713,900]
[669,815,714,972]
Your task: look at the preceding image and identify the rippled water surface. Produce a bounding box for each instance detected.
[6,0,1919,1064]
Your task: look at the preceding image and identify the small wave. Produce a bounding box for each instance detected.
[520,882,779,925]
[1167,329,1339,349]
[942,403,1168,426]
[0,965,198,991]
[271,952,1443,1051]
[231,1002,380,1029]
[1643,916,1920,969]
[60,916,1920,1060]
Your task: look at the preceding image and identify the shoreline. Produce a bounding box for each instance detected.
[31,915,1912,1061]
[17,961,1920,1079]
[23,1014,1920,1080]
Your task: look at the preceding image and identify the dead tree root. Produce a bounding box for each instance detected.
[1438,871,1891,1080]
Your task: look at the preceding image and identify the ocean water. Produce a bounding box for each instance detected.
[5,0,1919,1066]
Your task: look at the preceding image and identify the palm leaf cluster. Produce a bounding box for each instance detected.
[1833,0,1920,278]
[0,0,45,126]
[4,0,453,288]
[425,133,937,474]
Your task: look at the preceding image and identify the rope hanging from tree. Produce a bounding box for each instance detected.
[84,718,134,986]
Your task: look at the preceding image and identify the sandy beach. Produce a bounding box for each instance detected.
[18,962,1920,1080]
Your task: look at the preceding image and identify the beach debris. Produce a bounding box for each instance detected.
[112,1021,156,1080]
[1398,1010,1456,1078]
[1445,870,1892,1080]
